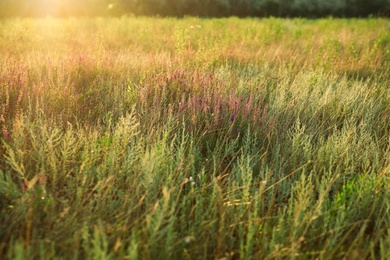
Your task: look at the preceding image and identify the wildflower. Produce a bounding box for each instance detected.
[38,171,47,185]
[3,129,9,140]
[184,236,195,243]
[21,179,28,193]
[188,177,196,186]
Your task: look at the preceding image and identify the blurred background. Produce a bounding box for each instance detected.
[0,0,389,18]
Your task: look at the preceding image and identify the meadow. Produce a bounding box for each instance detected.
[0,17,389,259]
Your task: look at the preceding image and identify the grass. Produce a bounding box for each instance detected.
[0,16,389,259]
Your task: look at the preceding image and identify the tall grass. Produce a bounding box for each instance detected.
[0,17,389,259]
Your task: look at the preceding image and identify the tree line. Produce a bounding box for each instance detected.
[0,0,389,18]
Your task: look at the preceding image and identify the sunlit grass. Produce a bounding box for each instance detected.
[0,17,389,259]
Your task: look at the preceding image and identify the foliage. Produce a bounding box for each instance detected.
[0,17,389,259]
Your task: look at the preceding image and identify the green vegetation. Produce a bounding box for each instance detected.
[0,17,389,259]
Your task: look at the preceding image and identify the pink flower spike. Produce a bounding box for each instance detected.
[3,129,9,140]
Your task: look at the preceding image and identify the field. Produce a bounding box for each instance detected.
[0,17,389,259]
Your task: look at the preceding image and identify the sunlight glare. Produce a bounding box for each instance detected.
[30,0,84,17]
